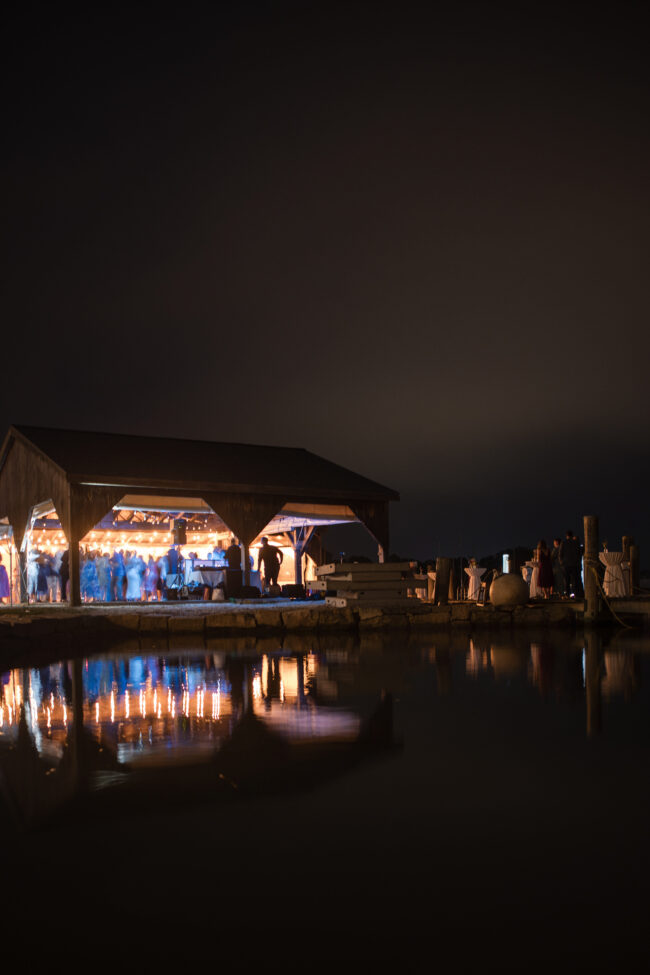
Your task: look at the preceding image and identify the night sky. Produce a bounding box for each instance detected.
[3,3,649,561]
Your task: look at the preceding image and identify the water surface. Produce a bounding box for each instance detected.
[2,628,649,969]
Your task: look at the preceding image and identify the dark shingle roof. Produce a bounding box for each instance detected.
[10,425,399,502]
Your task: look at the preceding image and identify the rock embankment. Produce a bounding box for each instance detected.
[0,599,578,643]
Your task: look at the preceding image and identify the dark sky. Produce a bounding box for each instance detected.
[3,2,649,560]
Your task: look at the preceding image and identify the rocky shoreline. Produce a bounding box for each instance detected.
[0,598,581,644]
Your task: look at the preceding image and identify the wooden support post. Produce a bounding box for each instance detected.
[241,541,250,588]
[290,526,315,587]
[622,535,632,596]
[629,544,640,594]
[68,530,81,607]
[294,548,303,587]
[377,545,385,564]
[583,514,599,624]
[18,550,27,604]
[435,557,451,606]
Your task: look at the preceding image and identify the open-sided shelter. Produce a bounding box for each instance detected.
[0,425,399,605]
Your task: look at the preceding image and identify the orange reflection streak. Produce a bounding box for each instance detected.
[0,706,3,727]
[95,702,99,723]
[153,689,158,715]
[125,691,130,719]
[140,689,146,718]
[110,691,115,723]
[63,703,67,726]
[46,706,51,730]
[167,689,172,713]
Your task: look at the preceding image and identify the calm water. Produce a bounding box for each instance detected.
[2,628,650,968]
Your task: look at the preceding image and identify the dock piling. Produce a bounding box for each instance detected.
[630,544,640,593]
[583,514,600,623]
[434,557,451,605]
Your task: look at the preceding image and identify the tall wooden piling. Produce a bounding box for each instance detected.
[622,535,632,596]
[630,544,640,593]
[583,514,600,623]
[435,557,451,605]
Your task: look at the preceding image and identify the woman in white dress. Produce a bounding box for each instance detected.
[125,551,145,601]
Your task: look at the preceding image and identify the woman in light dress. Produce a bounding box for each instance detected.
[144,556,159,601]
[125,551,146,601]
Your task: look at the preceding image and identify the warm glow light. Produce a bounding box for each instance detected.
[95,702,99,723]
[125,691,130,718]
[110,690,115,723]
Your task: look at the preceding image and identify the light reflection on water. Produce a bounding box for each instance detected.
[0,628,648,828]
[0,652,362,759]
[4,628,650,967]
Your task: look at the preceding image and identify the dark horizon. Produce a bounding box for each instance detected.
[3,3,649,562]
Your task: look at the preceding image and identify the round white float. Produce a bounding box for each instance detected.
[489,573,529,607]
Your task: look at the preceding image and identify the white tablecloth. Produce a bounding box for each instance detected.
[464,566,486,601]
[621,562,631,595]
[599,552,626,597]
[186,567,227,588]
[183,568,262,591]
[427,570,436,601]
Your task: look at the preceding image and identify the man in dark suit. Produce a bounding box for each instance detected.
[257,536,283,591]
[559,529,583,598]
[225,537,242,597]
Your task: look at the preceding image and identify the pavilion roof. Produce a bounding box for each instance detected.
[6,425,399,503]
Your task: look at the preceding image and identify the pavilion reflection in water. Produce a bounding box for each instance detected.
[0,647,389,826]
[0,634,642,825]
[0,651,364,767]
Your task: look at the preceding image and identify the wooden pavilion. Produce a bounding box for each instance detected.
[0,425,399,605]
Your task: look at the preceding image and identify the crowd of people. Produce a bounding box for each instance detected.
[19,537,268,603]
[22,545,202,603]
[526,530,584,600]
